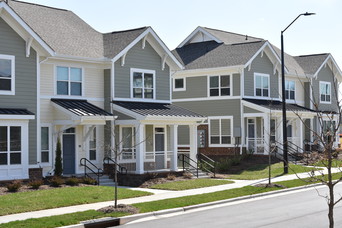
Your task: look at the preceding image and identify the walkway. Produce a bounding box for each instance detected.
[0,167,339,224]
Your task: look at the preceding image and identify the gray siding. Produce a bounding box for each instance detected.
[114,40,170,101]
[172,76,207,99]
[175,99,241,129]
[233,73,240,96]
[244,106,262,113]
[104,69,111,112]
[312,66,338,112]
[0,18,37,164]
[244,53,279,98]
[304,82,311,109]
[178,125,190,145]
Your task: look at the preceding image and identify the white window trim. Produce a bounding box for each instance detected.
[40,124,52,165]
[285,80,296,101]
[119,125,136,162]
[254,73,270,98]
[173,77,186,91]
[0,54,15,95]
[208,116,233,147]
[319,81,331,104]
[130,68,156,100]
[207,75,232,97]
[55,65,84,97]
[88,126,97,162]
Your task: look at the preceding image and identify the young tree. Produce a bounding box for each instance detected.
[54,137,63,176]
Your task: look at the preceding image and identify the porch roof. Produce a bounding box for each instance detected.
[113,101,204,118]
[0,108,34,115]
[243,98,316,113]
[51,99,113,117]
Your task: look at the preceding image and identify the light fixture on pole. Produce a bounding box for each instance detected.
[281,12,315,174]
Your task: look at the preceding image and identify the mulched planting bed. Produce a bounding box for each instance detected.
[97,204,139,214]
[139,176,193,188]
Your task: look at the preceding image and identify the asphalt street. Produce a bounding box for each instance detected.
[122,184,342,228]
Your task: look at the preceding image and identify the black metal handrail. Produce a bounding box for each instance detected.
[103,157,128,175]
[273,143,303,164]
[197,153,216,177]
[178,153,199,178]
[80,158,103,185]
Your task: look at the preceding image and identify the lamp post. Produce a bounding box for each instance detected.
[281,12,315,173]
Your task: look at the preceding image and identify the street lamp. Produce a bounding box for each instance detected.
[281,12,315,174]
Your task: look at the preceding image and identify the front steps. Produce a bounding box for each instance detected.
[99,175,116,187]
[188,168,210,178]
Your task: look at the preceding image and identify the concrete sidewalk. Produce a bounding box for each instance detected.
[0,167,339,224]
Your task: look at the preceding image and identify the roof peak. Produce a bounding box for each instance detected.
[105,26,148,35]
[202,26,264,41]
[296,53,330,58]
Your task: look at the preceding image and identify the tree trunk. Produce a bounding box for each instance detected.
[114,154,118,208]
[327,147,334,228]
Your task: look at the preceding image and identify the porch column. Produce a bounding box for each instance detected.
[299,118,304,151]
[264,115,270,155]
[170,124,178,171]
[135,124,145,174]
[189,124,198,166]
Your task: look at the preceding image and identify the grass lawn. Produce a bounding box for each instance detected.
[149,179,234,191]
[313,159,342,168]
[226,162,320,180]
[0,186,151,216]
[2,173,342,228]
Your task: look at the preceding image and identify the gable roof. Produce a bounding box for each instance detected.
[173,40,267,70]
[294,53,330,76]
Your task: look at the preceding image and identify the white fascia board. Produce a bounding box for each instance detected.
[244,42,289,74]
[241,100,270,113]
[173,65,244,77]
[50,55,112,64]
[0,2,54,56]
[80,115,117,121]
[0,115,35,120]
[314,54,342,81]
[113,98,171,104]
[144,115,206,122]
[177,26,223,48]
[112,104,145,120]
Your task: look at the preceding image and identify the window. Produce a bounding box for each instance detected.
[209,75,230,96]
[0,126,21,165]
[56,66,82,96]
[320,81,331,103]
[89,127,96,161]
[41,127,50,163]
[173,78,185,91]
[255,73,269,97]
[121,127,136,160]
[285,80,295,100]
[131,69,155,99]
[270,119,276,144]
[323,120,336,142]
[209,117,232,145]
[0,54,15,95]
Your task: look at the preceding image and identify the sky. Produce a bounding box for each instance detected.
[17,0,342,67]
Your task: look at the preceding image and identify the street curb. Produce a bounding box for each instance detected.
[119,182,324,225]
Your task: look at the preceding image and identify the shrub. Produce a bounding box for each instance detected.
[49,176,64,187]
[82,177,97,185]
[54,137,63,176]
[6,180,22,192]
[166,174,176,180]
[216,158,233,173]
[28,179,44,190]
[65,177,79,186]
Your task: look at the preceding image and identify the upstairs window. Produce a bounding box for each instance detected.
[56,66,82,96]
[320,81,331,103]
[173,78,185,91]
[131,68,155,99]
[285,80,295,100]
[209,75,230,96]
[0,54,15,95]
[254,73,269,97]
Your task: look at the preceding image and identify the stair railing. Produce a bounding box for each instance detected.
[80,158,103,185]
[103,157,128,175]
[197,153,216,177]
[178,153,199,178]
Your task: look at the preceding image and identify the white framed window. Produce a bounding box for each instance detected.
[173,78,186,91]
[0,54,15,95]
[40,126,51,163]
[0,126,21,166]
[120,126,136,160]
[254,73,269,97]
[130,68,155,99]
[320,81,331,103]
[208,75,231,97]
[56,66,82,96]
[89,127,96,161]
[285,80,295,100]
[209,116,233,146]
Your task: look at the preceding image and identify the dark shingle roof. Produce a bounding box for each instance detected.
[243,98,315,113]
[202,27,263,45]
[0,108,34,115]
[113,101,204,118]
[51,99,112,116]
[294,54,330,76]
[172,40,266,70]
[103,27,148,59]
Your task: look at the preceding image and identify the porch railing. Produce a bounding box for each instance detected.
[247,138,265,154]
[80,158,103,185]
